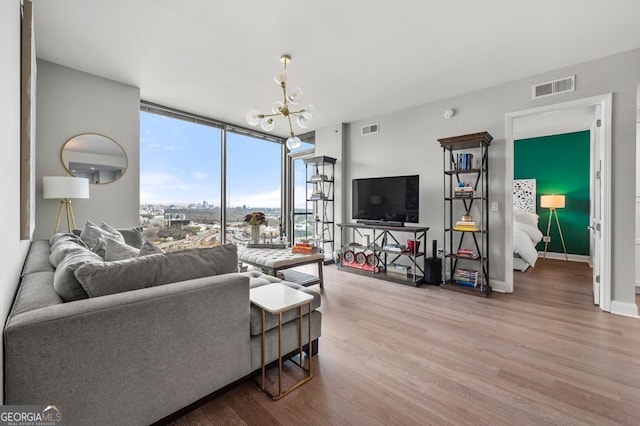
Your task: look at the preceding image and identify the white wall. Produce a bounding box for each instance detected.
[34,60,140,238]
[0,0,32,399]
[318,48,640,308]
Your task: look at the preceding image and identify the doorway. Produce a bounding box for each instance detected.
[505,94,612,312]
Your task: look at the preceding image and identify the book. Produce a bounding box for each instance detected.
[453,225,478,232]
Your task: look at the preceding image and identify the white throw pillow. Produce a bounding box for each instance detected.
[514,212,539,227]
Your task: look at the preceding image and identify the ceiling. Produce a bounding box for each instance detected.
[32,0,640,138]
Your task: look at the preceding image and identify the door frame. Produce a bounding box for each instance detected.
[504,93,612,312]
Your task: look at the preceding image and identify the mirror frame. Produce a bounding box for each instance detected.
[60,133,128,185]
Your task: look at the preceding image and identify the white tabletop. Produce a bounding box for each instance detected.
[250,284,313,314]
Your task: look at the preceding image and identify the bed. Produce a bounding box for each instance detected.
[513,179,543,271]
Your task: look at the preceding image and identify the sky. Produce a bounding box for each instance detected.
[140,111,309,208]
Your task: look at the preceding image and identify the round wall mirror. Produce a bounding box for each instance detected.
[61,133,127,184]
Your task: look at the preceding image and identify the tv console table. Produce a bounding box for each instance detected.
[337,223,429,286]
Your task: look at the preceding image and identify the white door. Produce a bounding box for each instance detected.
[590,110,603,305]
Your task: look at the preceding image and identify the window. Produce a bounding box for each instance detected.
[225,131,283,244]
[140,110,222,251]
[139,103,300,249]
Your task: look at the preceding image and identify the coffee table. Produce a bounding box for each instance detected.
[238,247,324,289]
[250,283,313,400]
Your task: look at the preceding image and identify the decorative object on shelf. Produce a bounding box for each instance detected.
[540,194,568,261]
[42,176,90,233]
[244,211,267,245]
[407,239,420,253]
[246,54,315,150]
[337,223,429,286]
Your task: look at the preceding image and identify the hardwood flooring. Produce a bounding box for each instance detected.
[169,259,640,425]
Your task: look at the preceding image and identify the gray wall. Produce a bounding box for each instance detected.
[0,0,32,399]
[35,60,140,238]
[317,48,639,308]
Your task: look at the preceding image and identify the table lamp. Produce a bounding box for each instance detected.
[540,194,568,261]
[43,176,90,233]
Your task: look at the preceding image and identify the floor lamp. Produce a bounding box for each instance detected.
[540,194,568,261]
[43,176,90,233]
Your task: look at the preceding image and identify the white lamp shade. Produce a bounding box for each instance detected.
[540,194,565,209]
[43,176,90,199]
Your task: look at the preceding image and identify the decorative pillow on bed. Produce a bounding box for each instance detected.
[514,212,539,227]
[514,221,543,244]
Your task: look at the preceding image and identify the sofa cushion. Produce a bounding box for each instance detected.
[53,247,103,302]
[117,226,145,249]
[80,220,125,258]
[139,240,165,256]
[49,237,89,268]
[75,244,238,298]
[22,240,55,276]
[10,271,62,316]
[104,237,140,261]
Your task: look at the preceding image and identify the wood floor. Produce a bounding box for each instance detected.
[169,259,640,425]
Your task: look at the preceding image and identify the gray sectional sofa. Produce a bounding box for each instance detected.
[4,233,321,426]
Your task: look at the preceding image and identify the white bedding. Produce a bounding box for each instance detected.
[513,220,543,267]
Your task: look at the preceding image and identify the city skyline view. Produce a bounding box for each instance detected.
[140,111,286,208]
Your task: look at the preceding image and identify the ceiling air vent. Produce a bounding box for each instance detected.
[361,123,379,136]
[532,75,575,99]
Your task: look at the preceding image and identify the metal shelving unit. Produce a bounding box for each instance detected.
[304,156,336,264]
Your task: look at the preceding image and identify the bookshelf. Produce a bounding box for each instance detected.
[438,132,492,297]
[304,156,336,264]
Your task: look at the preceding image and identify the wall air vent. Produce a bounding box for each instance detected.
[532,75,575,99]
[361,123,379,136]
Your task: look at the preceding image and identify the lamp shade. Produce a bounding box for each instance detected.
[540,194,565,209]
[43,176,90,199]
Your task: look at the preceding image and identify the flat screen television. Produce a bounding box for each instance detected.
[352,175,419,226]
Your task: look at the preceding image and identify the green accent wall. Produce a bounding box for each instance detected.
[514,130,590,255]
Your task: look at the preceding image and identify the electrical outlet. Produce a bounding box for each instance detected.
[491,202,499,211]
[542,236,551,242]
[437,249,444,258]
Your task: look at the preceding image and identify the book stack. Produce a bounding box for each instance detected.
[310,174,328,182]
[456,153,474,170]
[453,221,478,232]
[454,182,474,198]
[310,190,325,200]
[292,242,317,254]
[382,243,405,252]
[457,248,479,259]
[386,263,410,278]
[454,268,478,287]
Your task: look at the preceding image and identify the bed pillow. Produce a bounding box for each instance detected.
[75,244,238,297]
[514,212,539,227]
[514,221,543,244]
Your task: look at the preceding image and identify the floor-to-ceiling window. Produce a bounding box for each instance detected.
[140,103,299,249]
[225,131,283,244]
[140,109,223,251]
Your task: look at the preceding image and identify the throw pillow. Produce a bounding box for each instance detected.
[117,226,145,249]
[139,240,165,256]
[104,237,140,261]
[53,247,103,301]
[80,220,124,258]
[50,238,90,268]
[75,244,238,298]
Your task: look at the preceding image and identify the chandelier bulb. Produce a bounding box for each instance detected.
[271,101,284,114]
[286,135,302,150]
[246,109,261,126]
[287,86,303,104]
[260,117,275,132]
[296,111,312,129]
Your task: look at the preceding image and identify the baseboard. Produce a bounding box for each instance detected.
[537,252,590,263]
[610,300,640,318]
[490,279,508,293]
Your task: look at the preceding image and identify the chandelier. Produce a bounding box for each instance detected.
[246,54,315,149]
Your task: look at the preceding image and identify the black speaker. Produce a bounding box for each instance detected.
[424,257,442,285]
[432,239,438,257]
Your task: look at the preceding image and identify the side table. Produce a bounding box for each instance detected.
[249,284,314,400]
